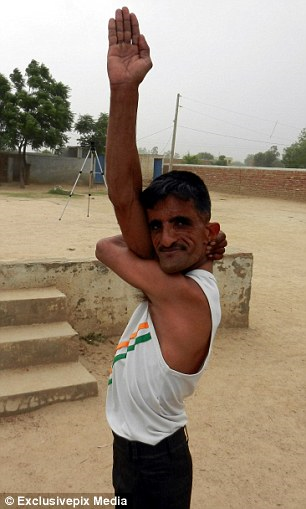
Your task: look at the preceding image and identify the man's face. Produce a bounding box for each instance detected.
[147,195,218,274]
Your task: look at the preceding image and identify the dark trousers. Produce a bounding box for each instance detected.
[112,427,193,509]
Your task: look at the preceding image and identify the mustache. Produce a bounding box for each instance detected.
[158,243,186,253]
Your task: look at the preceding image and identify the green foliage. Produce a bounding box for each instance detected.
[214,155,228,166]
[138,146,149,154]
[244,154,255,166]
[163,150,180,159]
[282,129,306,168]
[0,59,74,185]
[244,145,282,167]
[197,152,214,161]
[182,152,200,164]
[74,112,109,154]
[47,186,71,196]
[81,332,106,345]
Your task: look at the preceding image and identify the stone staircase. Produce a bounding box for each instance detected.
[0,287,98,417]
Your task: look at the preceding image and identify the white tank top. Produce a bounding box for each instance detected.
[106,269,221,445]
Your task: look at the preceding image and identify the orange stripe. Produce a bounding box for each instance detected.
[116,322,149,351]
[129,322,149,339]
[116,340,130,351]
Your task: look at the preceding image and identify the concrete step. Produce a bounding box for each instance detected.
[0,322,79,370]
[0,287,67,326]
[0,362,98,416]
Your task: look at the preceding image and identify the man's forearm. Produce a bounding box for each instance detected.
[105,84,153,258]
[105,7,154,258]
[106,85,142,207]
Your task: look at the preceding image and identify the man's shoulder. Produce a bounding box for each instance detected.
[185,268,219,291]
[185,268,221,318]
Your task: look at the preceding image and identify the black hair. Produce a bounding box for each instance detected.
[140,170,211,218]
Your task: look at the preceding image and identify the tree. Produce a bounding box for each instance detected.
[245,145,282,168]
[182,152,200,164]
[163,150,180,159]
[197,152,214,161]
[244,154,255,166]
[138,147,149,154]
[282,129,306,168]
[74,112,109,155]
[214,155,228,166]
[0,75,11,149]
[0,60,73,187]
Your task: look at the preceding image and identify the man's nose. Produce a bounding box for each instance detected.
[160,224,177,247]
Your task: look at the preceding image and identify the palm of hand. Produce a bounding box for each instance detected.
[108,45,152,86]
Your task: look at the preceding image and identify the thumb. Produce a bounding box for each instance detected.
[138,34,152,61]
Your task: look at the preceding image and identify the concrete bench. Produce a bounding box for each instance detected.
[0,252,253,336]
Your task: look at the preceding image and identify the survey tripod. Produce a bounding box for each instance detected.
[59,141,106,220]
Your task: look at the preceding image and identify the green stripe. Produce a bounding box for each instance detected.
[112,352,127,366]
[127,332,152,352]
[112,332,152,366]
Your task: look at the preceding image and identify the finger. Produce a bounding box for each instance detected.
[130,12,140,44]
[115,8,124,43]
[108,18,117,46]
[138,34,151,61]
[122,6,132,44]
[208,253,224,261]
[216,231,226,243]
[211,240,227,250]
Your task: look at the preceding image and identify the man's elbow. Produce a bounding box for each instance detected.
[95,238,107,263]
[95,235,125,265]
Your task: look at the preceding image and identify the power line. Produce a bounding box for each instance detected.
[179,125,288,146]
[160,131,173,154]
[136,126,172,143]
[134,92,299,155]
[181,105,290,143]
[181,95,304,132]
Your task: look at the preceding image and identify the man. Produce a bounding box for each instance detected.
[95,7,226,508]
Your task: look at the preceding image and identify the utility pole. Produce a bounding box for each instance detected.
[169,93,181,172]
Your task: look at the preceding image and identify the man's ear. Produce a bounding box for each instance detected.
[207,222,220,241]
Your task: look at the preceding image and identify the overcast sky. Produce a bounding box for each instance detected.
[1,0,306,161]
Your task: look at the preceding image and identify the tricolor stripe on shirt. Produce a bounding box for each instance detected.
[108,322,152,385]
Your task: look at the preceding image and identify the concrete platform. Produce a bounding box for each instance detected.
[0,321,79,369]
[0,362,98,416]
[0,256,253,333]
[0,287,67,326]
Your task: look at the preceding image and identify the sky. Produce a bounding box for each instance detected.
[1,0,306,161]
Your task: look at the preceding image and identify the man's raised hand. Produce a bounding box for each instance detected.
[207,231,228,261]
[108,7,152,86]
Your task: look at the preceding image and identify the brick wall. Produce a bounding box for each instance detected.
[163,164,306,201]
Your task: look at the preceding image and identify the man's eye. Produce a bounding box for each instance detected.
[175,218,191,227]
[149,222,161,231]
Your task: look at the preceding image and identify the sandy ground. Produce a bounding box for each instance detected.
[0,183,305,509]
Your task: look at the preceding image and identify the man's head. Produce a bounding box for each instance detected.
[140,170,211,219]
[140,171,220,273]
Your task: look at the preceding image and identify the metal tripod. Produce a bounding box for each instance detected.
[59,141,106,220]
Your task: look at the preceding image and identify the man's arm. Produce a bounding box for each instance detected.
[96,235,197,298]
[106,7,153,258]
[105,8,228,262]
[96,235,215,374]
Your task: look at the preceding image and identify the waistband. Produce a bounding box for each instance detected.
[112,427,189,458]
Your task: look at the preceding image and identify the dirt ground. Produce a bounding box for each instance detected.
[0,183,305,509]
